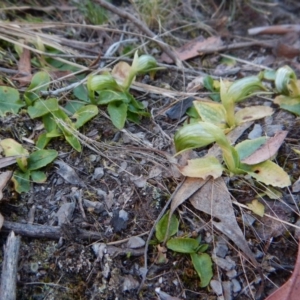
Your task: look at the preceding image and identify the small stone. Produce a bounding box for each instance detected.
[231,279,241,293]
[242,213,256,226]
[212,255,235,271]
[127,236,145,249]
[93,167,104,180]
[210,279,223,296]
[222,281,232,300]
[83,199,105,214]
[122,275,139,291]
[214,241,228,258]
[111,209,129,232]
[226,269,237,279]
[248,124,262,139]
[265,124,283,136]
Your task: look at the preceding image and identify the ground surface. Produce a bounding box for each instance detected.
[1,0,300,299]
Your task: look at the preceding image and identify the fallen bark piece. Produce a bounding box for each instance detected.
[0,231,20,300]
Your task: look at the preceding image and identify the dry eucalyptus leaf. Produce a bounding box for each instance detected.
[242,131,288,165]
[55,160,85,187]
[0,156,18,169]
[190,178,258,267]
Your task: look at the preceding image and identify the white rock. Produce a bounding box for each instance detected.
[210,279,223,295]
[127,236,145,249]
[231,279,241,293]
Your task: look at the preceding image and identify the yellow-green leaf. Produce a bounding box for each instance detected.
[179,156,223,179]
[190,253,213,287]
[247,199,265,217]
[234,106,273,125]
[0,139,29,156]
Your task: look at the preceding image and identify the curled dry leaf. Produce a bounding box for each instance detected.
[241,131,288,165]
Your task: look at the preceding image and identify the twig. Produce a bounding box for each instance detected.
[94,0,181,66]
[0,231,20,300]
[2,220,104,241]
[197,40,276,55]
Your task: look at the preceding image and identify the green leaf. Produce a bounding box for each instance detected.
[27,98,59,118]
[73,84,89,102]
[24,71,50,105]
[30,170,47,183]
[190,253,213,287]
[36,133,52,149]
[87,74,120,92]
[65,135,82,152]
[235,137,267,161]
[0,86,24,116]
[274,95,300,116]
[72,105,98,129]
[174,123,218,153]
[27,150,58,171]
[42,113,58,133]
[275,65,297,95]
[241,160,291,188]
[167,238,200,254]
[0,139,29,156]
[12,170,30,193]
[179,156,223,179]
[227,76,266,103]
[16,156,28,172]
[126,92,145,110]
[64,101,85,115]
[107,102,128,129]
[97,90,130,105]
[193,100,227,128]
[155,212,179,242]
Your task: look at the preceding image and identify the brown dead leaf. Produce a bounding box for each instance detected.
[0,156,18,169]
[241,131,288,165]
[13,47,32,85]
[161,36,223,63]
[0,171,12,201]
[265,240,300,300]
[190,178,258,267]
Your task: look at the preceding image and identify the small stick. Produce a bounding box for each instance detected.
[0,231,21,300]
[2,221,104,241]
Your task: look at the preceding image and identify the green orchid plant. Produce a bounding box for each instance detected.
[155,211,213,288]
[188,76,272,132]
[87,51,162,129]
[174,121,290,188]
[0,139,58,193]
[271,65,300,116]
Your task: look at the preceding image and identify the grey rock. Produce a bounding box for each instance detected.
[222,281,232,300]
[212,255,235,271]
[226,269,237,279]
[265,124,283,136]
[123,275,139,291]
[93,167,104,180]
[83,199,105,214]
[231,279,241,293]
[248,124,262,139]
[127,236,145,249]
[56,202,75,225]
[210,279,223,296]
[214,240,228,258]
